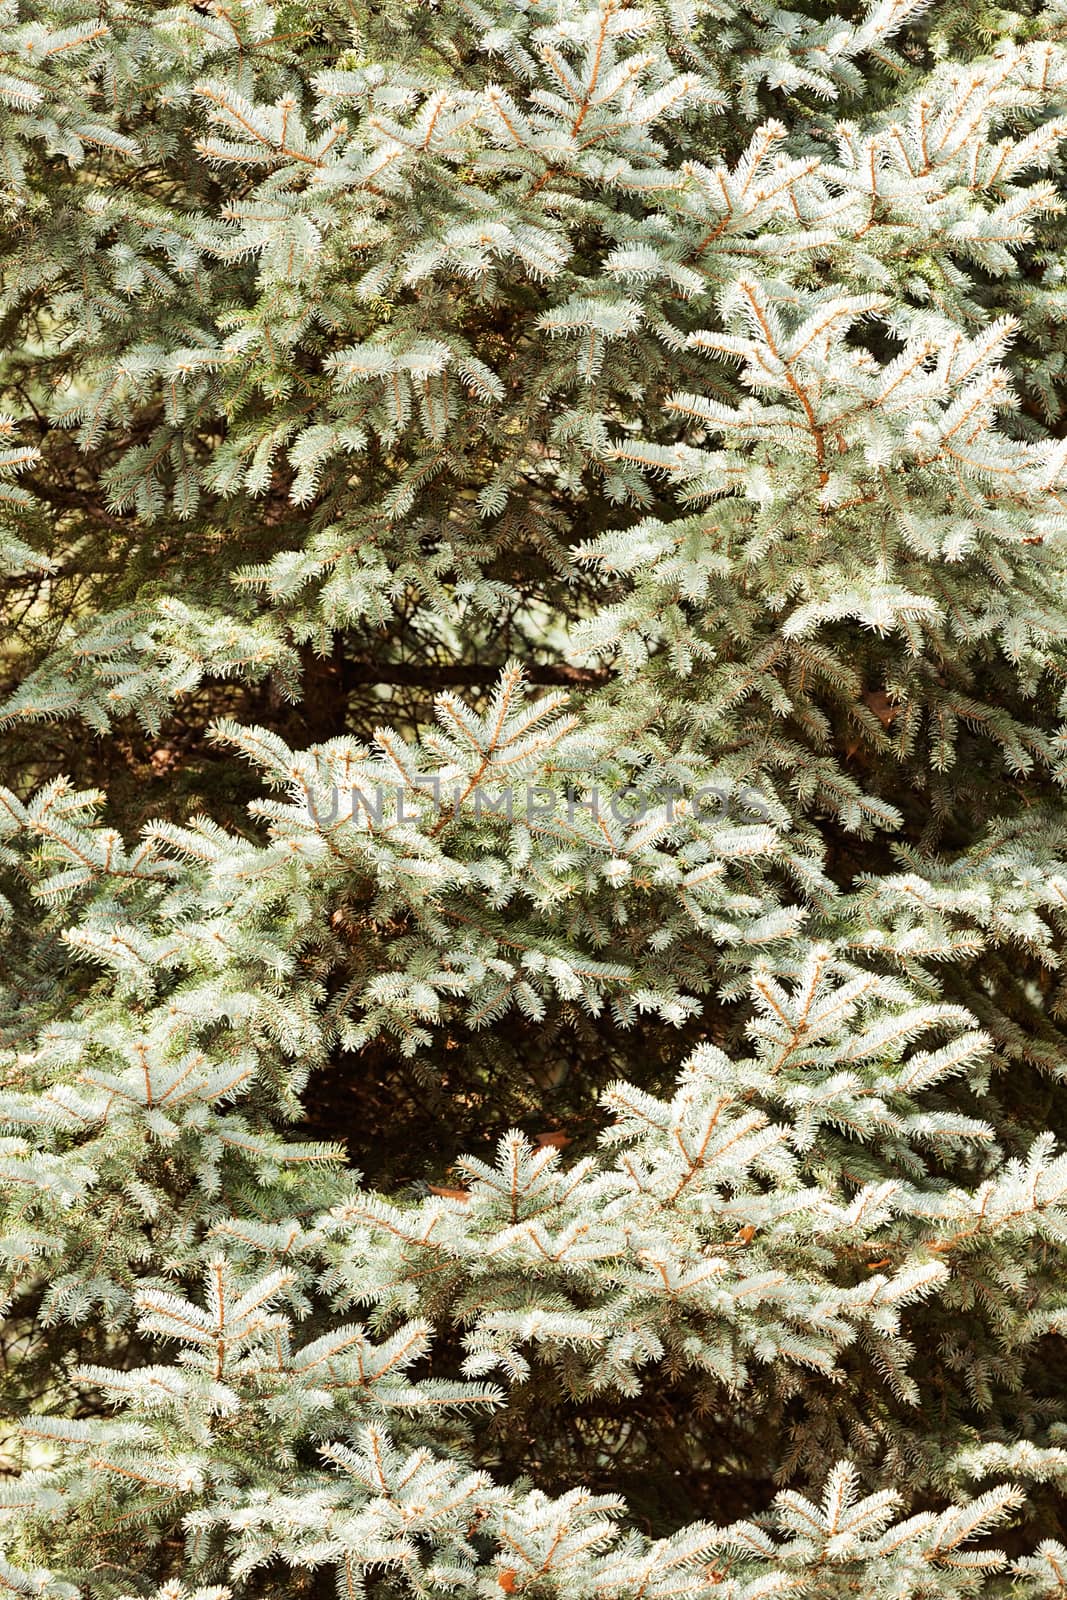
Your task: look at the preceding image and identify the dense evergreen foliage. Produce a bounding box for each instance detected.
[7,0,1067,1594]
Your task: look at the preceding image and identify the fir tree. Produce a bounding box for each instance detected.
[6,0,1067,1595]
